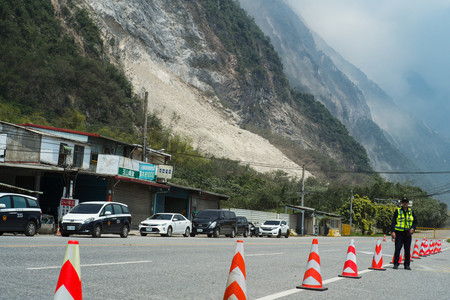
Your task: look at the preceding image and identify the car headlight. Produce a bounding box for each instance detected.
[83,217,94,224]
[161,223,167,226]
[209,221,217,228]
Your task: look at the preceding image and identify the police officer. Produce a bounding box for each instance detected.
[391,197,417,270]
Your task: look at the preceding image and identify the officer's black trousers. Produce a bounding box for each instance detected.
[394,230,412,266]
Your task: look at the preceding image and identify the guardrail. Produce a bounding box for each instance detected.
[415,227,450,239]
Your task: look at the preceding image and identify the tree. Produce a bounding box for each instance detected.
[340,195,376,234]
[375,204,396,234]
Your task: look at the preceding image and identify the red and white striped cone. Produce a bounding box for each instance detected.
[419,239,426,257]
[391,252,402,264]
[437,240,442,253]
[369,239,386,271]
[411,239,421,259]
[383,234,387,242]
[224,240,247,300]
[430,240,434,254]
[425,239,430,255]
[339,239,361,278]
[432,240,437,254]
[54,240,82,300]
[296,238,328,291]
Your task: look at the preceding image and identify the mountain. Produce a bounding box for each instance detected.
[76,0,372,180]
[238,0,450,205]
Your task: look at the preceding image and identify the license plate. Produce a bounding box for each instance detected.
[197,229,203,232]
[146,228,152,232]
[67,226,75,230]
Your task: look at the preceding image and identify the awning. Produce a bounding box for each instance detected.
[114,176,169,189]
[0,182,43,194]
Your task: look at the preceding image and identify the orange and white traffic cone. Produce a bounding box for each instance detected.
[56,226,61,236]
[296,238,328,291]
[419,239,426,257]
[437,240,442,253]
[383,234,387,242]
[391,252,402,264]
[339,239,361,278]
[223,240,247,300]
[411,239,421,259]
[425,239,430,256]
[368,239,386,271]
[54,240,82,300]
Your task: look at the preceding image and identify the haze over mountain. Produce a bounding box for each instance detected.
[239,0,450,205]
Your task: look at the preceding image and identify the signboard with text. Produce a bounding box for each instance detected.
[157,165,173,180]
[139,163,157,181]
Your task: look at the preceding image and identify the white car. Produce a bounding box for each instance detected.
[259,219,290,238]
[139,213,191,237]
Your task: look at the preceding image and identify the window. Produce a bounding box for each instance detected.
[26,198,39,208]
[102,204,113,215]
[121,206,130,214]
[73,145,84,168]
[112,204,123,214]
[58,143,71,166]
[0,196,11,208]
[12,196,27,208]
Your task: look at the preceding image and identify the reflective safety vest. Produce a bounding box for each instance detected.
[395,208,414,231]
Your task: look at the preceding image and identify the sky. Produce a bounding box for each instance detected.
[288,0,450,138]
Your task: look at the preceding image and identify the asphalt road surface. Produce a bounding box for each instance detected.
[0,233,448,299]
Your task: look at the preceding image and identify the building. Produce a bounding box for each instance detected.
[0,121,228,228]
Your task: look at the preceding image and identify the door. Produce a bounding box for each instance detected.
[100,204,115,233]
[11,195,28,231]
[112,204,125,232]
[0,195,14,231]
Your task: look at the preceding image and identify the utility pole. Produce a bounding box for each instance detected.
[142,91,149,162]
[349,189,353,233]
[301,164,305,236]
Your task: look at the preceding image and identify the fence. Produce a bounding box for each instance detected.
[415,227,450,239]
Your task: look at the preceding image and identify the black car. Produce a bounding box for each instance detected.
[0,193,42,236]
[249,222,259,237]
[190,209,237,238]
[59,201,132,238]
[236,216,249,237]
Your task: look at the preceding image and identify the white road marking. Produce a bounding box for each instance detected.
[359,251,374,255]
[27,260,152,270]
[255,264,392,300]
[247,253,284,257]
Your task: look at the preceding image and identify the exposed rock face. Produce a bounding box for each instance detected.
[82,0,316,178]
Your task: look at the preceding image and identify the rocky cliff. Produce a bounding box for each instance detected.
[76,0,371,180]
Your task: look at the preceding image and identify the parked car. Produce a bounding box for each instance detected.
[138,213,191,237]
[59,201,132,238]
[259,219,290,238]
[249,222,259,237]
[0,193,42,236]
[191,209,237,238]
[236,216,249,237]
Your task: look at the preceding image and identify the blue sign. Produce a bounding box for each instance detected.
[139,163,157,181]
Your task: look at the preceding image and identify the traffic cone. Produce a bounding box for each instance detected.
[339,239,361,278]
[223,240,247,300]
[437,240,442,253]
[425,239,430,256]
[54,240,82,300]
[56,226,61,236]
[391,252,402,264]
[383,234,387,242]
[419,239,426,257]
[296,238,328,291]
[368,239,386,271]
[411,239,421,259]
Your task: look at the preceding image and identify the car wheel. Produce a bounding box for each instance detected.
[24,221,37,236]
[61,231,70,237]
[285,229,290,238]
[190,232,196,237]
[230,229,236,238]
[183,227,190,237]
[213,227,220,238]
[207,234,212,238]
[277,230,281,238]
[0,232,3,235]
[167,226,173,237]
[243,229,248,238]
[91,224,102,238]
[120,225,129,238]
[140,232,147,236]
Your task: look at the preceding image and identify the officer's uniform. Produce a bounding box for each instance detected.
[391,197,417,269]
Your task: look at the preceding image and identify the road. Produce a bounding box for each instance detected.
[0,233,448,299]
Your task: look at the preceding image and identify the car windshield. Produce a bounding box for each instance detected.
[263,220,281,226]
[196,210,220,219]
[70,203,104,214]
[148,214,172,220]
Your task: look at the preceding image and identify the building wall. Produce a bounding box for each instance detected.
[0,124,40,162]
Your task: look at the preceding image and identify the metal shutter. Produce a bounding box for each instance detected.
[114,182,152,229]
